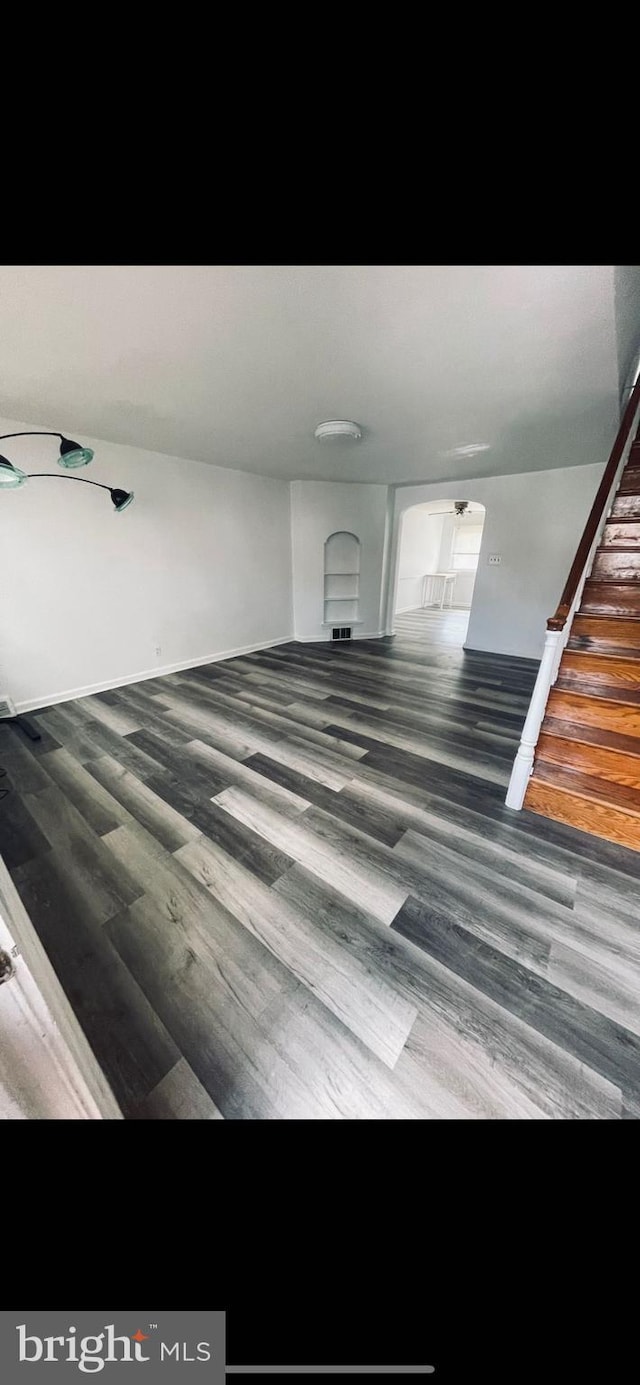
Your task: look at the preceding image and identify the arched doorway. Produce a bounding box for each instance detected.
[393,499,486,646]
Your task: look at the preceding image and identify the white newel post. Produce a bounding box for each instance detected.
[505,628,563,809]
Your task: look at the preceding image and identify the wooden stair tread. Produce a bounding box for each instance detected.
[536,731,640,789]
[560,650,640,678]
[541,715,640,758]
[571,614,640,635]
[525,778,640,853]
[569,615,640,656]
[580,582,640,615]
[545,687,640,735]
[532,760,640,814]
[567,639,640,658]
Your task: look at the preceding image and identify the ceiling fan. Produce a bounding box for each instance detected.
[424,500,471,517]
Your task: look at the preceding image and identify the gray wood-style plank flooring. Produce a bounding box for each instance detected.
[2,608,639,1119]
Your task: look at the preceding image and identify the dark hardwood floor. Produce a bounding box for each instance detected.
[2,608,640,1119]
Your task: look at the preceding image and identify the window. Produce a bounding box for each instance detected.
[451,523,483,571]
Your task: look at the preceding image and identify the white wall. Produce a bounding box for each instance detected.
[0,416,293,709]
[291,481,389,640]
[387,463,603,660]
[614,265,640,397]
[395,509,445,612]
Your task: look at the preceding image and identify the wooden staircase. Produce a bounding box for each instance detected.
[525,441,640,850]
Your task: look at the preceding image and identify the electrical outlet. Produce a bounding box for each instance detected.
[488,554,502,565]
[155,645,162,656]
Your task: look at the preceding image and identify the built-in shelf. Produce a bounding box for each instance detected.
[324,531,361,632]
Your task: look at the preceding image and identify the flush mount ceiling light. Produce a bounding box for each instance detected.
[314,420,362,443]
[441,442,491,458]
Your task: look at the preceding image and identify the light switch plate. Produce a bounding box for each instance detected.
[488,554,502,565]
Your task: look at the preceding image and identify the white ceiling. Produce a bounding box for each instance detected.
[0,265,621,485]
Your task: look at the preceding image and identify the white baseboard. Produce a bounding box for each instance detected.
[14,636,293,713]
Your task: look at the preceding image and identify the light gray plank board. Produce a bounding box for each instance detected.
[366,821,640,1011]
[161,681,368,767]
[154,692,279,761]
[390,1014,552,1120]
[33,706,105,762]
[176,671,307,715]
[223,661,344,703]
[547,941,640,1039]
[347,777,578,909]
[22,786,144,921]
[161,697,358,791]
[59,706,171,779]
[40,747,128,836]
[321,697,519,763]
[105,900,330,1119]
[105,686,193,744]
[353,753,640,893]
[175,833,418,1068]
[393,892,640,1100]
[245,980,455,1119]
[102,825,297,1018]
[213,788,409,926]
[184,739,310,817]
[297,806,552,967]
[105,887,422,1119]
[132,1058,224,1120]
[273,867,622,1120]
[573,877,640,935]
[72,694,142,736]
[86,755,203,852]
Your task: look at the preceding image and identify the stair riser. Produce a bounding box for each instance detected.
[545,689,640,736]
[602,521,640,546]
[618,467,640,493]
[533,759,640,813]
[581,582,640,616]
[536,732,640,788]
[541,714,640,758]
[591,551,640,580]
[524,780,640,852]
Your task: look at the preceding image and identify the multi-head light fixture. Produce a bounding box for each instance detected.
[0,431,134,511]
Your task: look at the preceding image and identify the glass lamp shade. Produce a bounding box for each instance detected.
[58,437,94,468]
[0,457,27,488]
[110,488,134,512]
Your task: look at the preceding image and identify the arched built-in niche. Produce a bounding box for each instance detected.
[324,531,361,628]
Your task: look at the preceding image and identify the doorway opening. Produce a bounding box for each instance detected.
[393,499,486,646]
